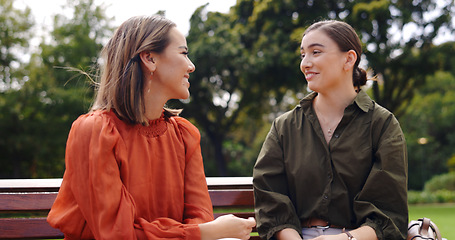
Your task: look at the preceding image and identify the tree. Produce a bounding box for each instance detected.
[172,4,305,176]
[349,0,455,116]
[401,70,455,190]
[0,0,114,178]
[177,0,454,176]
[390,41,455,190]
[0,0,35,178]
[0,0,34,90]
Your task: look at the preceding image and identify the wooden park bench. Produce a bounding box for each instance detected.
[0,177,259,239]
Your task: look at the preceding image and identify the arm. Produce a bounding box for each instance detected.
[352,110,408,240]
[199,215,256,240]
[178,117,214,225]
[176,117,256,240]
[276,228,302,240]
[253,121,302,240]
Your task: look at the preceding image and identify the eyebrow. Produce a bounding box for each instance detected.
[300,43,325,50]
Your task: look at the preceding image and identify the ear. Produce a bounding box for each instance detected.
[343,50,357,71]
[139,51,157,73]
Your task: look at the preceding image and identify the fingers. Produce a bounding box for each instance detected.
[246,217,256,227]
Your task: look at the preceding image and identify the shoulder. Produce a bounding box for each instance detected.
[274,92,314,127]
[273,105,304,131]
[70,110,122,138]
[168,116,201,141]
[371,102,399,126]
[370,102,405,146]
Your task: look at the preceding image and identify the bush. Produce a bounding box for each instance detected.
[408,190,455,204]
[424,172,455,192]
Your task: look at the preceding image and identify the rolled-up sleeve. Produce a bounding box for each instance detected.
[253,121,302,240]
[354,112,408,240]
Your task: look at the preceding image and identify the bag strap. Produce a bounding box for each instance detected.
[430,219,442,240]
[418,218,442,240]
[420,218,431,236]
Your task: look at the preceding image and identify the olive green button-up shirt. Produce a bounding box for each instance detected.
[253,91,408,240]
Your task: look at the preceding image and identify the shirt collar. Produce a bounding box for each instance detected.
[299,90,373,113]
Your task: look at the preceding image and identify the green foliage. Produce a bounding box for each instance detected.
[0,0,114,178]
[408,173,455,204]
[408,190,455,204]
[174,3,303,175]
[401,71,455,189]
[0,0,34,89]
[448,155,455,172]
[348,0,455,116]
[424,172,455,192]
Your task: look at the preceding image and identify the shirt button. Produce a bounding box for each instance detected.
[334,134,340,138]
[323,194,329,199]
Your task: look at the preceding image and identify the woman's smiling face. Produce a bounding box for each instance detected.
[300,29,348,93]
[152,27,195,100]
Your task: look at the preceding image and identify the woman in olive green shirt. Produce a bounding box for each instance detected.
[253,20,407,240]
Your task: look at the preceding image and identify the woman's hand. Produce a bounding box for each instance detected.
[200,214,256,240]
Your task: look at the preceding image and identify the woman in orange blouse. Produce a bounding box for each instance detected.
[47,15,255,240]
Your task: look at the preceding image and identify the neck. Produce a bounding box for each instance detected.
[143,90,167,121]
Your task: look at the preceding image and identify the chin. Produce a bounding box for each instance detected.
[179,91,190,100]
[306,84,318,92]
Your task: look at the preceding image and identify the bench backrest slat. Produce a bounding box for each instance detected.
[0,218,64,239]
[0,193,58,212]
[209,189,254,208]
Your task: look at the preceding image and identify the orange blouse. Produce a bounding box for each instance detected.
[47,110,214,240]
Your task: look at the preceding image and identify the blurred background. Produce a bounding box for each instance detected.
[1,0,455,194]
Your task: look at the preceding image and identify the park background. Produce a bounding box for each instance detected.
[1,0,455,238]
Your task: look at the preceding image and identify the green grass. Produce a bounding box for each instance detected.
[409,203,455,239]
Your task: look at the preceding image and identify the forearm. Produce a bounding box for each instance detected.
[199,215,256,240]
[345,226,378,240]
[199,221,222,240]
[276,228,302,240]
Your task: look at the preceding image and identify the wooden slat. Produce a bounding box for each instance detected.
[206,177,253,190]
[0,218,64,239]
[0,190,254,211]
[0,177,254,191]
[0,179,62,193]
[0,193,57,212]
[209,189,254,208]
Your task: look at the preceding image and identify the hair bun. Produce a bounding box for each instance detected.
[355,67,367,87]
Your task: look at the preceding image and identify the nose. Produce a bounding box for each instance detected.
[300,56,311,72]
[188,59,195,73]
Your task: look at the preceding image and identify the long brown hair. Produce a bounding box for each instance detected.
[92,15,178,124]
[304,20,367,91]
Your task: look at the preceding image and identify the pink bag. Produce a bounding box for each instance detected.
[407,218,442,240]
